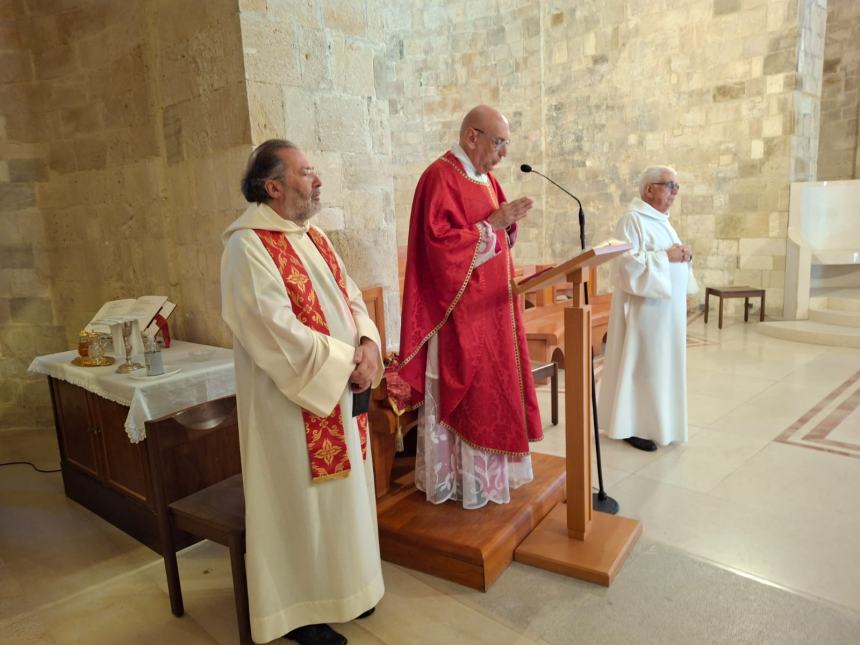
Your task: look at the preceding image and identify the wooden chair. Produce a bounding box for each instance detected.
[522,293,612,367]
[361,286,418,498]
[144,395,251,645]
[530,360,559,426]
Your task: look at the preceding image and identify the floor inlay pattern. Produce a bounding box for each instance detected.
[776,370,860,459]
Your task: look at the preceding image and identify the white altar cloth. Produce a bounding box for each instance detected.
[28,340,235,443]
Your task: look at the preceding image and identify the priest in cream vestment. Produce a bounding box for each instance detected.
[597,165,697,452]
[221,140,384,645]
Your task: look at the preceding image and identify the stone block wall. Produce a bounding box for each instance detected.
[0,0,399,431]
[0,0,251,430]
[384,0,832,315]
[239,0,399,344]
[152,0,251,347]
[384,2,545,260]
[0,0,66,430]
[817,0,860,180]
[7,0,250,352]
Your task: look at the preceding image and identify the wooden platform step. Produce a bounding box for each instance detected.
[376,452,566,591]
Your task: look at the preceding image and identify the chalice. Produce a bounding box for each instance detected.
[116,320,145,373]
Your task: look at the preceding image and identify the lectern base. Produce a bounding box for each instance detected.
[514,503,641,586]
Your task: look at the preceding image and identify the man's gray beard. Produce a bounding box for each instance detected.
[294,200,321,223]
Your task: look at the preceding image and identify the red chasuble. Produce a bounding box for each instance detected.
[254,227,369,482]
[398,152,543,455]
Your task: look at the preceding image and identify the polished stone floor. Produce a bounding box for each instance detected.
[2,316,859,643]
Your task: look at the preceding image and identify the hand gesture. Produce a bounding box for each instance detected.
[486,196,533,230]
[667,244,693,263]
[350,338,379,392]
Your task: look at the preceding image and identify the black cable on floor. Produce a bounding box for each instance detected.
[0,461,61,473]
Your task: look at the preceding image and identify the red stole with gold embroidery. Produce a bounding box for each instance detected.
[254,227,369,482]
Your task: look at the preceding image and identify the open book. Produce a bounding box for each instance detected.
[86,296,175,336]
[591,238,628,251]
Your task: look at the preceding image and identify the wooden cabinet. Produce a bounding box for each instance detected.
[92,394,152,506]
[51,378,101,478]
[49,377,159,551]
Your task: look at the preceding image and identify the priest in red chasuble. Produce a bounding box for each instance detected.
[398,105,544,510]
[221,140,383,645]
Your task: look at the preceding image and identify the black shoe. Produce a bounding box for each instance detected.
[624,436,657,452]
[356,607,375,619]
[285,624,347,645]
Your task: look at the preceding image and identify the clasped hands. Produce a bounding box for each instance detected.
[667,244,693,263]
[350,337,378,392]
[486,196,534,230]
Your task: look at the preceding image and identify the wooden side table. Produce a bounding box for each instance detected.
[704,286,766,329]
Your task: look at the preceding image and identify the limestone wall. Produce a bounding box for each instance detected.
[817,0,860,180]
[3,0,849,433]
[384,2,545,259]
[238,0,399,344]
[0,0,66,430]
[152,0,251,347]
[385,0,830,314]
[0,0,250,430]
[0,0,398,431]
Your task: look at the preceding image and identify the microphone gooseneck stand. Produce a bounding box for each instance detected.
[520,165,619,515]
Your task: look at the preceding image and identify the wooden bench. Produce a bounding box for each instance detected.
[522,294,611,368]
[144,395,251,645]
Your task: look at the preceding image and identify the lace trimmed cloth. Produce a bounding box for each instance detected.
[28,340,236,443]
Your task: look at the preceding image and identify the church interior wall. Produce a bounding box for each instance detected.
[385,0,830,313]
[0,0,67,432]
[0,0,254,431]
[238,0,400,345]
[816,0,860,180]
[1,0,853,432]
[0,0,399,432]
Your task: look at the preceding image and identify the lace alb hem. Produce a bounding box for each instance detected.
[415,365,533,510]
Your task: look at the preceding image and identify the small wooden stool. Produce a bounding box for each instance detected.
[704,286,765,329]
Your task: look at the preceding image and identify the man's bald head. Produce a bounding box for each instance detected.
[458,105,511,175]
[459,105,507,139]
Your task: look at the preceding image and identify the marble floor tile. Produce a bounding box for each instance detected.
[5,319,860,643]
[688,391,744,426]
[829,406,860,445]
[635,427,769,493]
[686,366,775,403]
[591,433,684,474]
[704,408,800,442]
[342,562,545,645]
[611,474,860,612]
[709,442,860,525]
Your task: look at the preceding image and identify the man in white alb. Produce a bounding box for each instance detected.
[597,165,697,451]
[221,139,384,645]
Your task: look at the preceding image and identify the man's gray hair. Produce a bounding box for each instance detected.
[241,139,297,203]
[638,165,677,198]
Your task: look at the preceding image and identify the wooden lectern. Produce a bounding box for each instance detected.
[512,243,642,585]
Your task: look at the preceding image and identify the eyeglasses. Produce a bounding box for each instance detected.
[473,128,511,150]
[651,181,680,192]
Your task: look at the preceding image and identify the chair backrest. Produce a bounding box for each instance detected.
[144,395,242,511]
[361,285,386,351]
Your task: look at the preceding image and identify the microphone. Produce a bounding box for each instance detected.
[520,164,617,516]
[520,164,586,251]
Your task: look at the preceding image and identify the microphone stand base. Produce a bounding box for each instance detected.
[593,492,619,515]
